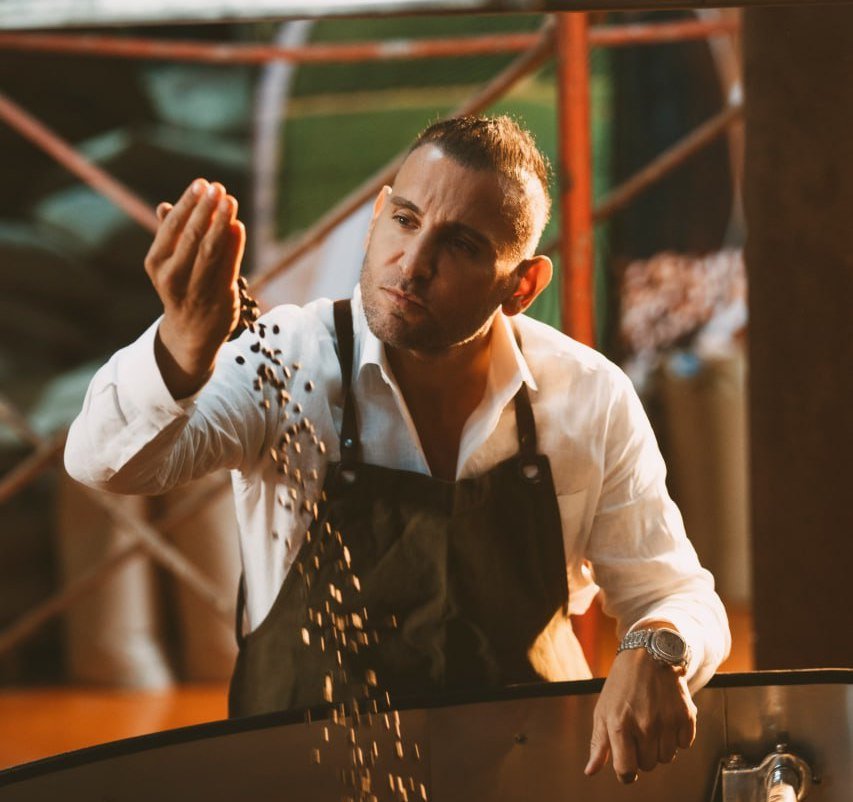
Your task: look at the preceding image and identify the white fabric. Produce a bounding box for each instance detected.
[65,287,730,689]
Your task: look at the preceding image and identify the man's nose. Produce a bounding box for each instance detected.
[400,234,435,280]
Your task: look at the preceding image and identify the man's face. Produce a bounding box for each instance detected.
[360,145,527,353]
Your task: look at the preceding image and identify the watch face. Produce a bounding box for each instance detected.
[651,629,687,663]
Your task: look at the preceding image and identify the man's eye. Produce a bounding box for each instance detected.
[392,214,414,227]
[452,238,477,256]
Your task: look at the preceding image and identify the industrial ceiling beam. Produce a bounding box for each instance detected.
[0,0,843,31]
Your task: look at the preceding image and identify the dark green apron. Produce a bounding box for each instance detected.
[229,300,575,718]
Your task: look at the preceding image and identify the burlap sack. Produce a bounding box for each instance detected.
[156,472,241,682]
[55,472,174,688]
[658,349,751,603]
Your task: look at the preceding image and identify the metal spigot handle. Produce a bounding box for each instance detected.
[767,785,797,802]
[766,750,810,802]
[767,767,798,802]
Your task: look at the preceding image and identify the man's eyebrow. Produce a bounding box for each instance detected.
[389,195,422,215]
[389,195,493,249]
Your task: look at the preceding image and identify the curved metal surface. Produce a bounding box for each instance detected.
[0,670,850,801]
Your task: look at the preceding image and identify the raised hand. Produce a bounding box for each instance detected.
[144,179,246,399]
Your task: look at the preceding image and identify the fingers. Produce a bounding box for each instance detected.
[156,202,173,222]
[187,195,241,299]
[678,707,697,750]
[636,729,659,773]
[586,712,693,784]
[227,219,247,282]
[147,179,208,266]
[658,730,678,764]
[608,722,639,784]
[170,182,224,278]
[584,715,610,776]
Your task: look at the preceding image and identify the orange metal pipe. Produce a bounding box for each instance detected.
[593,102,743,223]
[0,20,738,66]
[556,12,599,669]
[0,91,157,233]
[590,18,739,47]
[556,13,595,346]
[0,30,544,64]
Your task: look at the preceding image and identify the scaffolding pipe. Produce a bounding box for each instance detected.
[0,91,158,233]
[0,20,738,65]
[252,18,557,293]
[0,433,66,506]
[592,102,743,223]
[556,12,599,667]
[539,102,744,257]
[0,540,142,657]
[556,13,595,346]
[82,486,232,621]
[590,18,738,48]
[0,470,235,657]
[0,395,42,449]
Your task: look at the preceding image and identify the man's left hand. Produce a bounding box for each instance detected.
[584,641,697,783]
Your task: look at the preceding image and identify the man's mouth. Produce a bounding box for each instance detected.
[382,287,427,311]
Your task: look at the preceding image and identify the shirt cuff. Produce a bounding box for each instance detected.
[116,317,199,425]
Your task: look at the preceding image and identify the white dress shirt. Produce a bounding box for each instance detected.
[65,287,730,689]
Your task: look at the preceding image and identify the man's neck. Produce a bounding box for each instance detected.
[385,325,494,479]
[386,325,493,405]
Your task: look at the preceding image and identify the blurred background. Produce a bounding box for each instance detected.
[2,1,846,770]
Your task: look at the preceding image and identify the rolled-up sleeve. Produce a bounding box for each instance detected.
[585,372,731,690]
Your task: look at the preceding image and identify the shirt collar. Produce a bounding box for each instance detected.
[352,286,538,394]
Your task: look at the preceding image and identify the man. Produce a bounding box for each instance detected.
[65,115,729,785]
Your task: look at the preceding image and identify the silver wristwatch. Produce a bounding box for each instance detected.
[617,627,691,672]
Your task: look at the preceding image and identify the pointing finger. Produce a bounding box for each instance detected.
[677,714,696,750]
[585,716,610,776]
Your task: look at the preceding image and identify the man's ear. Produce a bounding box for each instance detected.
[364,185,392,248]
[502,255,553,316]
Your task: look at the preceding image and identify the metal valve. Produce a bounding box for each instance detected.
[721,744,813,802]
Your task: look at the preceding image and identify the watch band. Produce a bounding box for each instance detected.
[617,628,653,654]
[617,627,690,671]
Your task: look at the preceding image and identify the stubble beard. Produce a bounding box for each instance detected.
[359,255,510,353]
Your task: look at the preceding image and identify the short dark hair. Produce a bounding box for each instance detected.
[409,114,552,256]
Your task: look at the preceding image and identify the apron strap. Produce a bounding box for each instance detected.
[514,382,538,461]
[234,573,247,648]
[333,299,360,467]
[511,325,538,462]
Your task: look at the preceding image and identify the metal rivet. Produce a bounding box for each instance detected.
[521,463,540,481]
